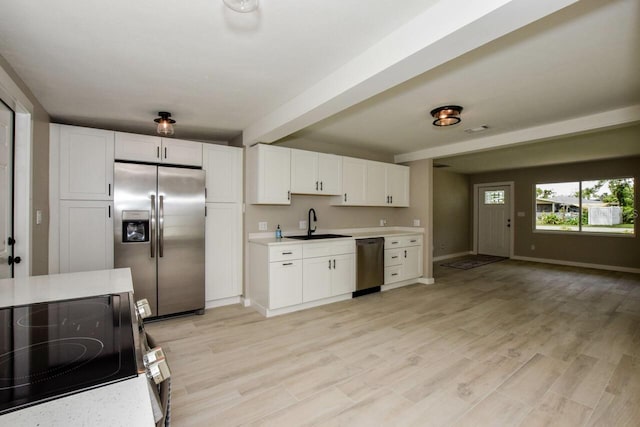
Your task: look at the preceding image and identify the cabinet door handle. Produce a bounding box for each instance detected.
[287,191,291,200]
[283,262,293,266]
[108,183,111,196]
[391,273,398,276]
[390,195,393,204]
[320,181,323,191]
[344,193,347,202]
[391,241,398,245]
[157,146,160,159]
[108,205,111,218]
[164,147,167,159]
[316,181,319,191]
[328,260,331,269]
[391,256,398,259]
[404,250,407,258]
[410,240,417,243]
[282,251,293,255]
[333,259,336,269]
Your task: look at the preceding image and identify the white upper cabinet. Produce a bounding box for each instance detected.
[161,138,202,167]
[290,149,342,195]
[114,132,202,167]
[366,161,386,205]
[386,164,410,207]
[332,157,367,206]
[114,132,161,163]
[247,144,291,205]
[59,125,114,200]
[202,144,242,203]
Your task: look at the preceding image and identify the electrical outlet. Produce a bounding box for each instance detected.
[413,219,420,227]
[258,221,268,231]
[530,244,536,250]
[36,210,42,225]
[299,220,307,230]
[379,219,387,226]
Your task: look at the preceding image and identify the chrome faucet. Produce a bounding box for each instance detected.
[307,208,317,237]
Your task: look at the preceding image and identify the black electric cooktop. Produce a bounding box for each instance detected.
[0,293,138,415]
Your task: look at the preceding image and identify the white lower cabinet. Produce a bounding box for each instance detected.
[302,252,355,303]
[205,203,242,302]
[249,239,355,314]
[384,235,423,284]
[269,260,303,309]
[59,200,113,273]
[302,256,332,302]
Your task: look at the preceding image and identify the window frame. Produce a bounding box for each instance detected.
[533,176,635,237]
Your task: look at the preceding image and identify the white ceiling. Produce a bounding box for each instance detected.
[0,0,638,164]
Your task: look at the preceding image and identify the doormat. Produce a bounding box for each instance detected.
[440,255,507,270]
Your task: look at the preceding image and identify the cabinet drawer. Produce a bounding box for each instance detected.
[385,237,403,247]
[384,266,403,284]
[269,245,302,262]
[303,240,355,258]
[385,235,422,248]
[384,249,402,267]
[401,235,422,247]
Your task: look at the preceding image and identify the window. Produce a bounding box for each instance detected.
[484,190,505,204]
[535,178,635,235]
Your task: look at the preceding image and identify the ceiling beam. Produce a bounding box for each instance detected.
[394,105,640,163]
[242,0,578,145]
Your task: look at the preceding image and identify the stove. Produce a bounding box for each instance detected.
[0,293,138,415]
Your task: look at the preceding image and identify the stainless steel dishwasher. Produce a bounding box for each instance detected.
[354,237,384,297]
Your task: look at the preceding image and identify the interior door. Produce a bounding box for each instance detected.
[477,185,511,257]
[0,101,14,279]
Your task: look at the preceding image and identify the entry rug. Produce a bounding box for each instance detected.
[440,255,507,270]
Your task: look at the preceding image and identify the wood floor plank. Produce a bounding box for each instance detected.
[143,260,640,426]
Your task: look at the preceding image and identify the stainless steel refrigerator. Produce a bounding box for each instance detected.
[114,162,205,317]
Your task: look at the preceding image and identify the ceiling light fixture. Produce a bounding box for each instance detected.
[223,0,259,13]
[430,105,463,127]
[154,112,175,136]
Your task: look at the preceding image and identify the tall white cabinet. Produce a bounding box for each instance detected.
[50,125,115,273]
[203,144,243,307]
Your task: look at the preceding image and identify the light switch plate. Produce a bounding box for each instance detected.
[413,219,420,227]
[299,220,307,230]
[36,210,43,225]
[258,221,268,231]
[517,211,526,217]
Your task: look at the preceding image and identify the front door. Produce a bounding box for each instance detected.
[477,185,511,257]
[0,101,14,278]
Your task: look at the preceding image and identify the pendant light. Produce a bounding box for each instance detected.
[223,0,259,13]
[430,106,463,127]
[154,112,175,136]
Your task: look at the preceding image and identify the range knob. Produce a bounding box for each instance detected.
[136,299,152,319]
[146,359,171,384]
[143,347,166,366]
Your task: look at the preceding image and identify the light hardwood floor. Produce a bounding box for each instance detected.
[145,260,640,426]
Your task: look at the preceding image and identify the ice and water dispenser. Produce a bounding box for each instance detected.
[121,211,150,243]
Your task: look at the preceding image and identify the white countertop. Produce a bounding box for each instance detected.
[249,226,424,246]
[0,268,134,307]
[0,268,155,426]
[0,375,155,427]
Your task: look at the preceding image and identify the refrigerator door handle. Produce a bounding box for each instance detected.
[159,195,164,257]
[150,195,156,258]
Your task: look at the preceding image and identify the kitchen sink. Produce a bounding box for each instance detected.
[287,234,352,240]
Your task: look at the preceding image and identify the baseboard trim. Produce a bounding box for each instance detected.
[417,277,435,285]
[433,251,473,262]
[511,256,640,274]
[205,296,242,309]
